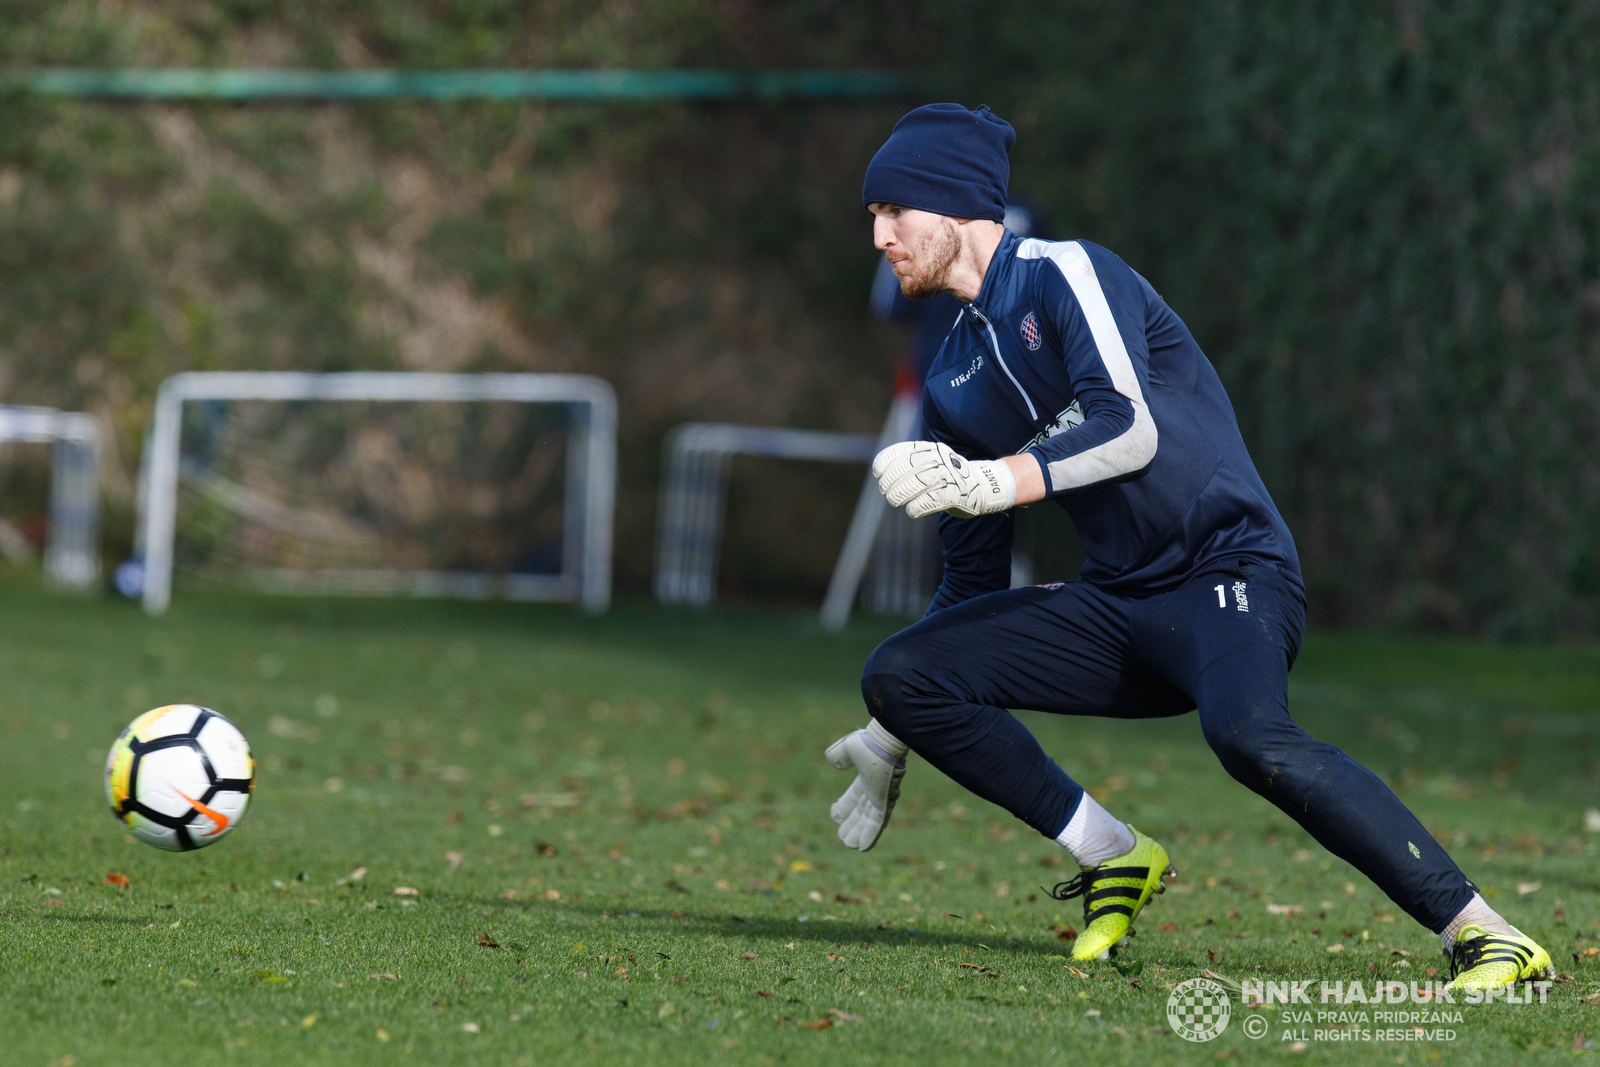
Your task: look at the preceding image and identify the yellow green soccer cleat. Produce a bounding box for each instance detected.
[1047,827,1175,961]
[1444,924,1553,992]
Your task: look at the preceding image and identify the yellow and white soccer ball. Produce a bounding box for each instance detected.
[105,705,255,851]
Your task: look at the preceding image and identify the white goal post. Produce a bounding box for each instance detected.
[137,372,616,616]
[654,423,880,606]
[0,405,102,589]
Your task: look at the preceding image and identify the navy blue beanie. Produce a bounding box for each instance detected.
[862,103,1015,222]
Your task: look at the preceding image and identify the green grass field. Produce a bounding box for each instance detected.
[5,576,1600,1065]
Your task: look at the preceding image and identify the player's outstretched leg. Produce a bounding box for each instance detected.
[1155,567,1551,988]
[1194,648,1552,985]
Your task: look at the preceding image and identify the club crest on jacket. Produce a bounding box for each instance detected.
[1020,311,1042,350]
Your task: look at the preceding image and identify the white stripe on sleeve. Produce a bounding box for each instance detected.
[1016,239,1157,491]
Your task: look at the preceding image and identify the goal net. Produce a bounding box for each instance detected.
[136,373,614,615]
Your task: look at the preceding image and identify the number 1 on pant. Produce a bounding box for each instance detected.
[1215,584,1226,608]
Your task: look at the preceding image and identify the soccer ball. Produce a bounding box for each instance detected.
[105,705,255,851]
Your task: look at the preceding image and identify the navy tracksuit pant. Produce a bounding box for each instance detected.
[861,560,1475,933]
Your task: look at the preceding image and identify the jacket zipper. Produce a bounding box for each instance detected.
[969,305,1039,421]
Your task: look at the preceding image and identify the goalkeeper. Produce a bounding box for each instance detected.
[826,102,1549,991]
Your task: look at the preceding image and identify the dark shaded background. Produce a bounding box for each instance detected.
[1,1,1596,635]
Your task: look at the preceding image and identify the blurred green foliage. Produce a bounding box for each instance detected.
[934,0,1600,635]
[0,2,916,599]
[3,2,1600,633]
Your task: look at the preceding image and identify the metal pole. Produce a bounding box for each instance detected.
[819,394,920,632]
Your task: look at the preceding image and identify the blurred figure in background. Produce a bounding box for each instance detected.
[864,201,1052,613]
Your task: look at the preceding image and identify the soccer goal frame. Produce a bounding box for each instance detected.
[137,371,616,616]
[654,422,880,606]
[0,405,102,589]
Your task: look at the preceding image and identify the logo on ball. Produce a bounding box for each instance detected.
[1167,977,1231,1042]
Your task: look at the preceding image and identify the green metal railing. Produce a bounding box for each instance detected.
[11,68,915,101]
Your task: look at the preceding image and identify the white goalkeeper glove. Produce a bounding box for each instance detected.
[825,718,909,852]
[873,440,1017,519]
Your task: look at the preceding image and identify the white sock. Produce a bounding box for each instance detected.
[1440,892,1518,951]
[1055,792,1135,868]
[865,718,909,760]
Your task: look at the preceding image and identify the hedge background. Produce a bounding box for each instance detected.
[1,1,1598,635]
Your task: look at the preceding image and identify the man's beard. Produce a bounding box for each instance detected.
[893,219,960,300]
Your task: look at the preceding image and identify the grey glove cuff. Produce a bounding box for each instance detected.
[865,718,909,763]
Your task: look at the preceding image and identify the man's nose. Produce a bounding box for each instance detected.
[873,217,894,251]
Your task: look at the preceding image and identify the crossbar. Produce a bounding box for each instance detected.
[17,68,915,101]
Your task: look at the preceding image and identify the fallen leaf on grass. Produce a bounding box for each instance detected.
[1067,966,1091,979]
[1203,971,1244,995]
[827,1008,866,1022]
[1266,904,1301,917]
[1156,923,1176,932]
[536,842,559,857]
[45,898,63,907]
[754,991,774,998]
[544,889,562,901]
[337,867,367,885]
[369,973,398,981]
[102,873,130,888]
[498,890,518,900]
[392,887,419,897]
[802,1019,833,1030]
[477,932,501,949]
[461,1022,480,1033]
[1579,947,1600,959]
[298,1013,318,1030]
[1581,993,1600,1005]
[1325,944,1345,953]
[1225,910,1239,919]
[741,951,758,959]
[446,851,464,873]
[1517,881,1541,895]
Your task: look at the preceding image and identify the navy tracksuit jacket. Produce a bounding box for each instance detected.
[862,230,1474,932]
